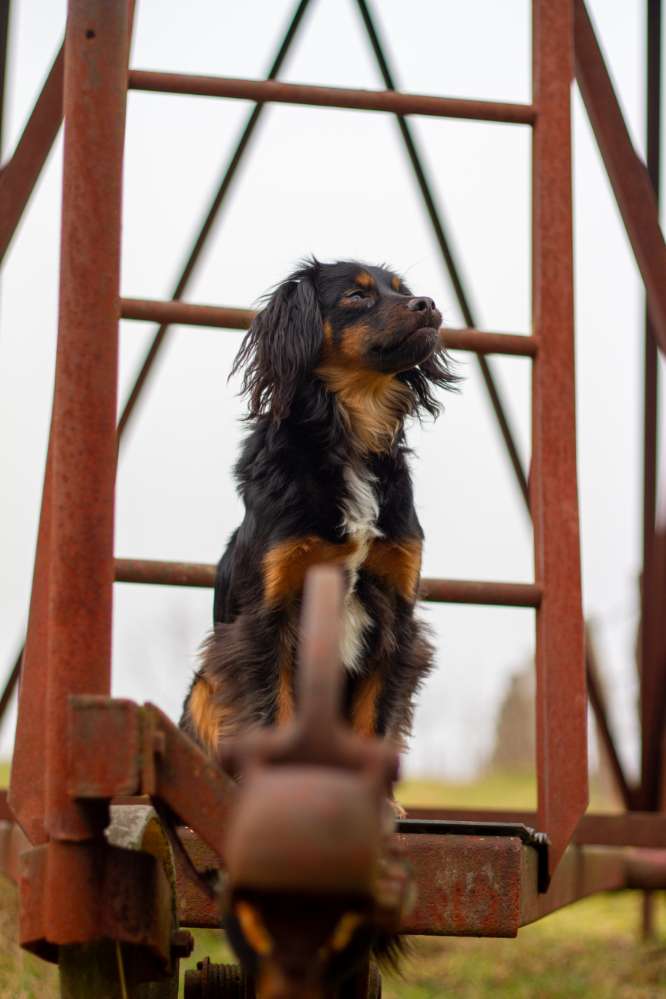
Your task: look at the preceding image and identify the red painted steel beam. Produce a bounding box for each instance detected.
[574,0,666,353]
[128,71,536,126]
[120,297,538,357]
[114,557,542,607]
[419,577,541,607]
[44,0,129,841]
[66,699,236,863]
[121,297,255,330]
[0,44,64,262]
[532,0,588,875]
[520,845,628,927]
[171,823,663,935]
[444,330,537,358]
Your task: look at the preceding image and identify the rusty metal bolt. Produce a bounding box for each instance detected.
[184,957,252,998]
[171,928,195,959]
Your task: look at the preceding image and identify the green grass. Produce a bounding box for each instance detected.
[0,770,657,997]
[396,770,618,813]
[397,771,539,810]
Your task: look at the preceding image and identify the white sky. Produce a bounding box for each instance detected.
[1,1,664,781]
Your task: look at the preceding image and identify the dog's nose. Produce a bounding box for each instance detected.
[407,296,436,313]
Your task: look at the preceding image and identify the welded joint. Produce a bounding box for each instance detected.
[67,697,176,801]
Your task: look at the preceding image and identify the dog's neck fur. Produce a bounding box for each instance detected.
[315,364,412,454]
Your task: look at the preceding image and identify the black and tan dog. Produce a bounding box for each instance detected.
[181,258,456,759]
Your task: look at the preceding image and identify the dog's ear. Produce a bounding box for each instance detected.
[231,268,323,422]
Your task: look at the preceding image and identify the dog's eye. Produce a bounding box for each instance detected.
[344,290,366,301]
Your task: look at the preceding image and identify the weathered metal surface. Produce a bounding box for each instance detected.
[149,704,237,860]
[443,329,537,357]
[45,0,129,841]
[625,850,666,890]
[115,557,542,607]
[0,45,63,261]
[19,804,184,991]
[115,559,217,589]
[520,845,626,926]
[399,833,525,937]
[172,820,666,936]
[574,0,666,354]
[129,71,536,125]
[121,298,256,330]
[532,0,588,875]
[66,697,237,859]
[20,840,175,976]
[419,578,541,607]
[67,698,143,799]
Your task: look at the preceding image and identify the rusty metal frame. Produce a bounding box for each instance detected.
[0,0,664,983]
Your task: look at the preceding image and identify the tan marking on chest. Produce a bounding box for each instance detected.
[316,363,412,453]
[364,537,423,601]
[263,536,360,605]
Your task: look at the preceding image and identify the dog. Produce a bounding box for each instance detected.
[180,258,456,760]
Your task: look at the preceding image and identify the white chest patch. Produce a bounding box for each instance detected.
[338,465,382,674]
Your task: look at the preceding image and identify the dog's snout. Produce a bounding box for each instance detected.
[407,296,436,313]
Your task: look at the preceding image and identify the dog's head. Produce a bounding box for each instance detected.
[233,259,457,447]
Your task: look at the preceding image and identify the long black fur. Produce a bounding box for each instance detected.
[181,258,457,750]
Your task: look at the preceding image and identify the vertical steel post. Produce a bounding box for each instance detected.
[44,0,128,841]
[532,0,587,874]
[640,0,663,812]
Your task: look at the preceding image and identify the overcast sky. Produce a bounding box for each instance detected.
[1,1,664,785]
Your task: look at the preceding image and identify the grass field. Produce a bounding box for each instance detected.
[1,765,663,997]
